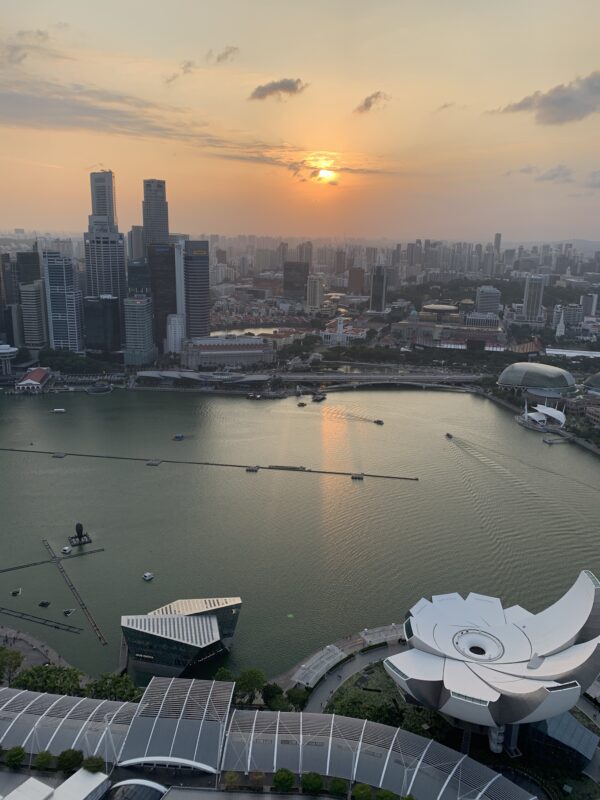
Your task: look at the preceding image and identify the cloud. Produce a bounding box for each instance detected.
[180,59,196,74]
[215,46,239,64]
[585,169,600,189]
[436,102,455,112]
[534,164,574,183]
[0,29,72,65]
[504,164,539,176]
[498,70,600,125]
[249,78,307,101]
[353,91,390,114]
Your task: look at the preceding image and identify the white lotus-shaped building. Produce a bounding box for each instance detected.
[384,571,600,730]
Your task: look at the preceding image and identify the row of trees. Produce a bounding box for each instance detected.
[7,662,143,702]
[1,745,104,774]
[214,667,309,711]
[224,768,413,799]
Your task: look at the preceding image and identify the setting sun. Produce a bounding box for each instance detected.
[318,169,336,182]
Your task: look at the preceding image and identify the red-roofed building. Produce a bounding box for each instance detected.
[15,367,51,393]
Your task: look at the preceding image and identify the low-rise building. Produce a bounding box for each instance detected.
[181,336,275,368]
[15,366,51,393]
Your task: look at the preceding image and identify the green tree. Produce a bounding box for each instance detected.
[262,682,284,708]
[286,686,310,710]
[6,746,26,769]
[272,767,295,792]
[14,347,31,364]
[330,778,348,796]
[235,668,266,703]
[223,771,240,790]
[57,749,83,773]
[301,772,323,794]
[376,791,398,800]
[13,665,82,695]
[214,667,235,682]
[33,750,53,770]
[352,784,372,800]
[85,673,142,702]
[82,755,105,773]
[0,648,24,686]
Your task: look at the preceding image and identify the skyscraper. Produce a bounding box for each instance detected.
[19,280,48,350]
[334,249,346,275]
[523,274,545,323]
[298,241,313,269]
[127,226,145,261]
[494,233,502,256]
[348,266,365,295]
[369,265,387,313]
[183,240,210,338]
[83,295,120,353]
[84,170,127,331]
[124,295,155,366]
[42,249,83,352]
[148,243,178,351]
[283,261,309,302]
[16,250,41,284]
[142,179,169,250]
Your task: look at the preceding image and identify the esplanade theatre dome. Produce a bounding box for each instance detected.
[497,362,576,396]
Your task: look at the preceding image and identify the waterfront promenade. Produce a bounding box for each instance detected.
[0,623,74,677]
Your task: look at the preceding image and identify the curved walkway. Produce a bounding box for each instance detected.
[0,623,75,676]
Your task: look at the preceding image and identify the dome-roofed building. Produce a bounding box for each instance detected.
[497,361,576,397]
[583,372,600,396]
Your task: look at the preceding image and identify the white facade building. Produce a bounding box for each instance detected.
[42,250,84,352]
[166,313,185,354]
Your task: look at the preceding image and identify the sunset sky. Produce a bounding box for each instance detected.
[2,0,600,240]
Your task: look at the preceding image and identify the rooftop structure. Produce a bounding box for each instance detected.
[0,679,536,799]
[121,597,241,677]
[584,372,600,395]
[497,362,576,397]
[15,366,50,392]
[0,343,18,376]
[384,571,600,752]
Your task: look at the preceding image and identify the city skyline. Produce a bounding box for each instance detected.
[1,1,600,239]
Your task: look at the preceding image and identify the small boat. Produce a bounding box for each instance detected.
[61,546,72,555]
[445,433,453,439]
[373,419,384,426]
[51,408,66,414]
[297,402,307,407]
[63,609,75,617]
[312,393,326,402]
[173,433,185,441]
[86,382,112,395]
[39,601,50,608]
[142,572,154,582]
[11,588,21,597]
[351,473,365,481]
[246,465,260,472]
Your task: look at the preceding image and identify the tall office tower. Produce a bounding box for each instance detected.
[16,250,41,284]
[348,266,365,295]
[166,313,185,353]
[475,285,501,314]
[306,274,324,312]
[494,233,502,255]
[523,274,545,322]
[216,248,227,265]
[148,243,178,351]
[369,265,387,313]
[127,226,145,261]
[581,293,598,317]
[127,258,151,295]
[334,249,346,275]
[124,295,155,366]
[84,170,127,330]
[19,280,48,350]
[83,295,120,353]
[277,241,288,267]
[283,261,310,302]
[90,170,118,230]
[3,304,24,347]
[392,244,402,268]
[42,250,83,352]
[298,241,313,269]
[406,243,416,267]
[1,254,18,305]
[142,179,170,250]
[183,240,210,338]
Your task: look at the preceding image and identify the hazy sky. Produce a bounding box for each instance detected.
[2,0,600,240]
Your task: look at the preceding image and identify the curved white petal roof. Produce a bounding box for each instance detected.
[385,570,600,726]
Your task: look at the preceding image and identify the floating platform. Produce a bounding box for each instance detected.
[146,459,162,466]
[52,452,66,459]
[68,532,93,546]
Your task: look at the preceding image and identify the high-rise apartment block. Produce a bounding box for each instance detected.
[142,179,170,250]
[475,285,501,315]
[306,274,324,313]
[523,274,545,323]
[369,264,387,313]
